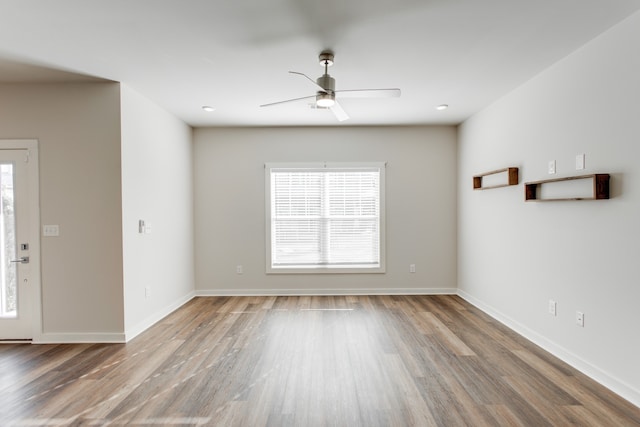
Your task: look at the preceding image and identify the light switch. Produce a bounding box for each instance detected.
[548,160,556,174]
[576,154,585,170]
[43,225,59,237]
[576,311,584,327]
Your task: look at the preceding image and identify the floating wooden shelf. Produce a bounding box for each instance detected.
[473,167,519,190]
[524,173,610,201]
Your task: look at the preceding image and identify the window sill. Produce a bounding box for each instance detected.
[267,265,385,274]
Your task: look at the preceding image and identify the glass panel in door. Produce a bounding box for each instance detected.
[0,164,17,318]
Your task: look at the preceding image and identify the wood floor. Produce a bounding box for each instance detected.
[1,295,638,426]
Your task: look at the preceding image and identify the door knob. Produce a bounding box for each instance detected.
[10,256,29,264]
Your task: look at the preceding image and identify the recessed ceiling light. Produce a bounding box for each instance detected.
[202,106,215,112]
[436,104,449,111]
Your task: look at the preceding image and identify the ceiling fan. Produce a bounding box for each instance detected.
[260,50,401,122]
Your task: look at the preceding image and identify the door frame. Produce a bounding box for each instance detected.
[0,139,41,341]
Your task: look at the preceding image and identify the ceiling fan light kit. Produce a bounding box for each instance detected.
[316,92,335,108]
[260,50,401,122]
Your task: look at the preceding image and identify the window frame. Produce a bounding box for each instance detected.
[265,162,386,274]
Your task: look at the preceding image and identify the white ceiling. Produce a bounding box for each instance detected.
[0,0,639,127]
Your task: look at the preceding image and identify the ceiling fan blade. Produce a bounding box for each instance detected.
[289,71,326,92]
[335,88,401,98]
[330,101,349,122]
[260,94,316,108]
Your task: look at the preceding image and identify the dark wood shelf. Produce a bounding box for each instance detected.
[524,173,610,201]
[473,167,519,190]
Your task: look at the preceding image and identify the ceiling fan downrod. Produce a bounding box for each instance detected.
[316,51,335,93]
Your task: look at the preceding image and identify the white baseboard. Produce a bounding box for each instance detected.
[196,287,457,297]
[124,291,196,342]
[457,289,640,409]
[33,332,126,344]
[29,287,639,408]
[31,291,196,344]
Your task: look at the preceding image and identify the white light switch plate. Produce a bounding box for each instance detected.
[43,225,59,236]
[576,154,585,170]
[576,311,585,327]
[548,160,556,174]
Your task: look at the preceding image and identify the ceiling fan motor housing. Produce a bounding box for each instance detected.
[316,74,335,92]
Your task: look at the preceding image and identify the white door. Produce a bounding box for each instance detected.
[0,142,40,340]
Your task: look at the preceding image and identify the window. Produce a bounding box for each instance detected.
[266,162,385,273]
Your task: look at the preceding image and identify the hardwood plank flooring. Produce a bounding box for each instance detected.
[0,295,638,426]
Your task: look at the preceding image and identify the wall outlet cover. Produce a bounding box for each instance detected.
[548,300,557,316]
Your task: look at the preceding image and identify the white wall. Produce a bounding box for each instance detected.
[458,11,640,405]
[194,126,457,294]
[120,85,195,339]
[0,82,125,341]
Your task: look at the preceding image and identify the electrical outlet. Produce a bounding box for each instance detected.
[548,300,557,316]
[576,311,584,327]
[409,264,416,273]
[145,286,151,299]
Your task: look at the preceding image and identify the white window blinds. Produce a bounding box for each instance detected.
[266,163,385,273]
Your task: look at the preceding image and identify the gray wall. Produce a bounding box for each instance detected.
[194,126,457,294]
[120,85,195,339]
[0,82,124,340]
[458,11,640,405]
